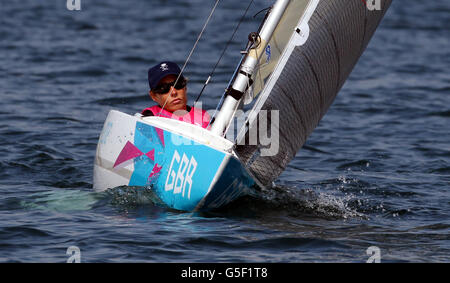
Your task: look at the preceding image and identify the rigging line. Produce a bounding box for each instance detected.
[253,7,272,18]
[158,0,221,115]
[193,0,255,107]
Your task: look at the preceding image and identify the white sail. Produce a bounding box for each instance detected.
[235,0,393,187]
[244,0,315,104]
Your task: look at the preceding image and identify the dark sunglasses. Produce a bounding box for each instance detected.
[152,78,187,94]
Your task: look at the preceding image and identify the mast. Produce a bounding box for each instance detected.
[211,0,291,136]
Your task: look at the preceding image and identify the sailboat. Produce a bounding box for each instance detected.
[93,0,392,211]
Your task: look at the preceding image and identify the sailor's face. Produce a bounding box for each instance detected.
[150,74,188,113]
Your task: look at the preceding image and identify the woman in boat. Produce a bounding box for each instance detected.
[141,61,211,129]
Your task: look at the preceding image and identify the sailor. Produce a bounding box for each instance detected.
[142,61,211,129]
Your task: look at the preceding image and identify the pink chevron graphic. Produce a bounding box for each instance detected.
[145,149,155,161]
[113,141,157,168]
[154,128,165,147]
[113,141,144,168]
[149,163,163,179]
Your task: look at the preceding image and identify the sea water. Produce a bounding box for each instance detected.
[0,0,449,262]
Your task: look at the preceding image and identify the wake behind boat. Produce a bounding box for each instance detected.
[93,0,392,211]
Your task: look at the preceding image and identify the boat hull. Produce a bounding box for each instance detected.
[93,110,255,211]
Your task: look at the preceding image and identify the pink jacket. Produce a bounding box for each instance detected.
[141,105,211,130]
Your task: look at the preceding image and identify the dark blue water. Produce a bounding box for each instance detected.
[1,0,449,263]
